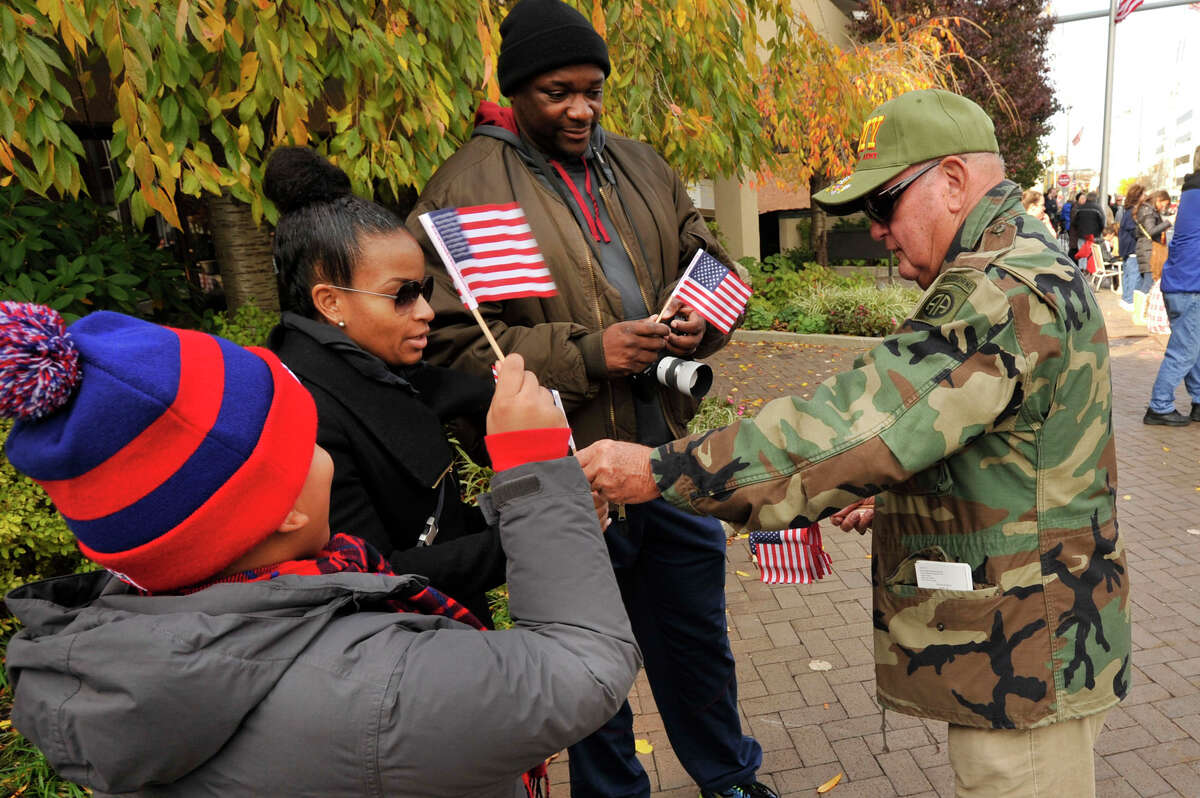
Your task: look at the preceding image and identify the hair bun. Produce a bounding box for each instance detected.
[0,302,81,421]
[263,147,352,214]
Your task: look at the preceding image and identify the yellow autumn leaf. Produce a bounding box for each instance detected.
[175,0,189,41]
[634,738,653,754]
[239,52,259,92]
[817,771,843,793]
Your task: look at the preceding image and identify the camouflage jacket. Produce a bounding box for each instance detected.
[653,181,1130,729]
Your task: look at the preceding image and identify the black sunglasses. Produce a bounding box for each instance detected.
[330,275,435,312]
[863,159,943,224]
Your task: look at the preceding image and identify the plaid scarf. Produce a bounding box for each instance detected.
[165,533,485,630]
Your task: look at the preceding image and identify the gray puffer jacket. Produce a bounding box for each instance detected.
[5,459,640,797]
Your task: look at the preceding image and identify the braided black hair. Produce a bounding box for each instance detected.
[263,147,406,317]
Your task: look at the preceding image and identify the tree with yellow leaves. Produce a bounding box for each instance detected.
[0,0,960,307]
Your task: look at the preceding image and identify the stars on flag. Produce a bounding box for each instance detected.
[671,250,752,334]
[749,525,833,585]
[419,203,556,309]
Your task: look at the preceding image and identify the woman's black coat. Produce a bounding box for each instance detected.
[268,313,504,624]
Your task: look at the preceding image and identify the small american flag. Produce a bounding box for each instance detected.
[749,525,832,585]
[419,203,556,309]
[1115,0,1143,22]
[672,250,752,334]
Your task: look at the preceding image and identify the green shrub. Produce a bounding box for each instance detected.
[743,295,778,331]
[789,249,816,268]
[803,282,916,337]
[0,421,88,618]
[777,301,827,334]
[688,396,739,434]
[203,303,280,348]
[0,185,194,324]
[741,256,919,336]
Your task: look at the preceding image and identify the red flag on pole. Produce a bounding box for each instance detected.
[1115,0,1144,23]
[1072,128,1083,146]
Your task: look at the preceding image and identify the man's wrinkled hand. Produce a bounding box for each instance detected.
[487,354,567,435]
[601,319,669,376]
[576,439,660,504]
[660,301,706,356]
[830,496,875,534]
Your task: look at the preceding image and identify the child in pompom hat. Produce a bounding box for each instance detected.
[1,302,638,797]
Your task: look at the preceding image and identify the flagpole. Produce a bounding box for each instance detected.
[471,306,505,361]
[1099,0,1118,204]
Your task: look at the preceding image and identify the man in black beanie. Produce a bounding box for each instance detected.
[409,1,772,796]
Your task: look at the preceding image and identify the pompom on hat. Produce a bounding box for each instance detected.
[1,303,317,592]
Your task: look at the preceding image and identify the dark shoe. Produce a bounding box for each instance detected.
[1144,408,1191,426]
[1192,403,1200,422]
[700,783,779,798]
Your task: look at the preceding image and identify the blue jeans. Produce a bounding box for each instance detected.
[568,499,761,796]
[1121,256,1140,304]
[1149,292,1200,413]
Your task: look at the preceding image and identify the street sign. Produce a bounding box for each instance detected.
[1057,173,1071,188]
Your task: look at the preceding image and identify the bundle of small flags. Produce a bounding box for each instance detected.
[666,250,752,333]
[749,524,833,585]
[419,202,556,308]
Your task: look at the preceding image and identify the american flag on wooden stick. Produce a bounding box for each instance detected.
[670,250,752,334]
[749,525,833,585]
[419,203,556,309]
[1115,0,1144,23]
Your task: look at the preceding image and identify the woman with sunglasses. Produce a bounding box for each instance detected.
[264,146,505,625]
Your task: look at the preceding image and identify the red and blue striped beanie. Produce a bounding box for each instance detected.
[0,302,317,592]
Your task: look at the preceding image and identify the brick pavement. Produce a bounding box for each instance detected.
[548,286,1200,796]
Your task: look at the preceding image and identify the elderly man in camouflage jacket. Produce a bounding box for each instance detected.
[580,89,1130,797]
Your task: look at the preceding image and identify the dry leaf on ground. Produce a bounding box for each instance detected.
[816,771,844,793]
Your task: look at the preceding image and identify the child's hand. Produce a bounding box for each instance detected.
[487,354,567,434]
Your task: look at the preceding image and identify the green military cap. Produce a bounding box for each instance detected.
[812,89,999,214]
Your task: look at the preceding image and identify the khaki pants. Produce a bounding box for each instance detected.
[947,711,1108,798]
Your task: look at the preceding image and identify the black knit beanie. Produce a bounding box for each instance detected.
[497,0,611,96]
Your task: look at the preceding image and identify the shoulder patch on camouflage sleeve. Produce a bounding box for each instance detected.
[913,272,976,324]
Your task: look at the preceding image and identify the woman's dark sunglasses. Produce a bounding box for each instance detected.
[863,159,943,224]
[330,275,435,311]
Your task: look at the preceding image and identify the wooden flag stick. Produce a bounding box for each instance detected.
[651,290,680,325]
[470,305,505,361]
[653,250,705,322]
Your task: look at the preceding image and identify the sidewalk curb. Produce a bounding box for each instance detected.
[731,329,883,347]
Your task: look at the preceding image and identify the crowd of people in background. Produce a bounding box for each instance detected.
[1035,147,1200,429]
[1039,180,1175,322]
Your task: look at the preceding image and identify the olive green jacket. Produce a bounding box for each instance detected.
[652,181,1130,729]
[408,126,739,449]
